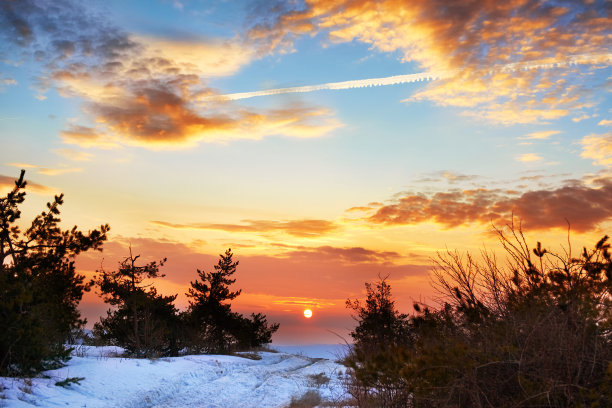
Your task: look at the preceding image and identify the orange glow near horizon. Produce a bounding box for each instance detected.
[1,0,611,346]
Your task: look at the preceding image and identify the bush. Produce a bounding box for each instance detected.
[346,225,612,407]
[287,390,322,408]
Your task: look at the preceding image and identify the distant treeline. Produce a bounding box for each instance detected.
[0,171,278,376]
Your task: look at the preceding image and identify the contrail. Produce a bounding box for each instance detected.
[206,72,446,101]
[205,53,612,102]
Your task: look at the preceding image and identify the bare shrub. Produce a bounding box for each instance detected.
[345,223,612,407]
[287,390,322,407]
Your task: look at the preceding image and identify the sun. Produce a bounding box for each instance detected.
[303,309,313,319]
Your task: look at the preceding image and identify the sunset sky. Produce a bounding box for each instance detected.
[1,0,611,344]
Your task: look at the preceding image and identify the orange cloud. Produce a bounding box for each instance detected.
[0,174,53,194]
[248,0,611,123]
[72,75,340,147]
[1,1,340,149]
[152,219,338,238]
[60,125,121,149]
[5,162,82,177]
[278,245,401,264]
[364,179,612,232]
[346,206,376,213]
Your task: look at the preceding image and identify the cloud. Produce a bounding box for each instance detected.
[280,245,401,264]
[413,170,482,185]
[268,296,337,308]
[346,206,376,213]
[581,133,612,167]
[0,174,53,194]
[247,0,611,124]
[5,162,37,169]
[152,218,339,237]
[0,75,17,91]
[363,179,612,232]
[36,167,81,176]
[520,130,561,140]
[598,119,612,126]
[572,114,592,123]
[517,153,544,162]
[6,161,82,176]
[54,148,93,162]
[0,1,340,149]
[136,35,254,78]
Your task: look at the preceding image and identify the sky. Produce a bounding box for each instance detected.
[0,0,611,344]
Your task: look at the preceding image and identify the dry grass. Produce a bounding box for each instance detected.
[286,390,322,408]
[307,372,330,387]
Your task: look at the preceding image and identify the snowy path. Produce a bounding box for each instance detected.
[0,347,349,407]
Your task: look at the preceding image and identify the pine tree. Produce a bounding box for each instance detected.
[93,249,180,357]
[345,277,413,407]
[0,170,109,375]
[233,312,280,350]
[186,249,242,353]
[186,249,278,353]
[346,277,410,353]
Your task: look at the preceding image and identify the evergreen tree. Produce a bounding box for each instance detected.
[346,277,410,353]
[233,313,280,350]
[93,249,180,357]
[345,277,412,407]
[186,249,242,353]
[186,249,278,353]
[0,170,109,375]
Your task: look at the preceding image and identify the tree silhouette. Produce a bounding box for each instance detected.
[93,249,180,357]
[186,249,278,353]
[0,170,109,375]
[186,249,242,353]
[347,276,410,353]
[345,277,412,407]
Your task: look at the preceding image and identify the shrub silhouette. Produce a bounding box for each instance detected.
[346,224,612,407]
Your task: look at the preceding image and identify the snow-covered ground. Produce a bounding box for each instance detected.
[0,346,351,407]
[271,344,349,360]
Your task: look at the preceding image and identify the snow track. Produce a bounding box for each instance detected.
[0,348,349,408]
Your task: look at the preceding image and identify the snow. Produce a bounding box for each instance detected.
[271,344,350,360]
[0,346,351,407]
